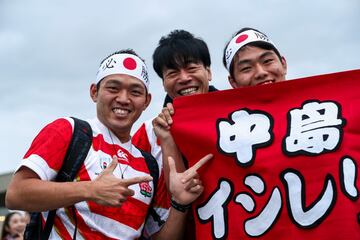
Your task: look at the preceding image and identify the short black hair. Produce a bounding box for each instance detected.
[223,27,282,78]
[97,49,145,90]
[153,30,211,79]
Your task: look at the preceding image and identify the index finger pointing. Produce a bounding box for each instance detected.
[190,154,213,172]
[123,175,153,187]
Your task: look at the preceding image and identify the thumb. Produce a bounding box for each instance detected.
[166,102,174,114]
[168,156,177,175]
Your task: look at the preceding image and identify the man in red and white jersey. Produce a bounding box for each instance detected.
[133,28,288,238]
[6,49,209,240]
[133,29,216,177]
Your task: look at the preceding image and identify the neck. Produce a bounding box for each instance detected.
[96,117,131,143]
[109,128,130,143]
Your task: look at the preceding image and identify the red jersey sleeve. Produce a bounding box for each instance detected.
[21,118,73,180]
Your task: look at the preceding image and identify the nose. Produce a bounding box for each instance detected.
[178,69,191,83]
[115,90,130,104]
[254,63,268,80]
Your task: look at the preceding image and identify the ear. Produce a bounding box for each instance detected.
[281,56,288,76]
[206,66,212,82]
[228,75,238,89]
[143,93,152,111]
[90,83,98,102]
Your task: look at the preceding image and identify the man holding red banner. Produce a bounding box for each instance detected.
[155,27,288,180]
[133,29,216,178]
[132,29,216,239]
[150,27,289,239]
[157,26,288,131]
[154,28,360,239]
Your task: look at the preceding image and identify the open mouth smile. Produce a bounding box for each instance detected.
[112,107,131,117]
[178,87,199,96]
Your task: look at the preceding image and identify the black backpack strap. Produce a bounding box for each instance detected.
[56,117,93,182]
[138,149,163,240]
[139,149,166,232]
[139,149,159,194]
[41,117,92,240]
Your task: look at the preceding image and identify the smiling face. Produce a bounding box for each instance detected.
[90,74,151,142]
[4,213,26,237]
[162,62,212,99]
[229,45,287,88]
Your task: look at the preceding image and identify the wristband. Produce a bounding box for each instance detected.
[170,198,191,213]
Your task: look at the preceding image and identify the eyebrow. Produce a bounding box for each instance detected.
[104,79,120,85]
[130,83,146,90]
[259,51,277,59]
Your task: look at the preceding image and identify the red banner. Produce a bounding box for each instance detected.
[171,69,360,239]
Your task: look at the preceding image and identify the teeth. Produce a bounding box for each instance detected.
[113,108,129,116]
[259,81,273,85]
[180,87,197,95]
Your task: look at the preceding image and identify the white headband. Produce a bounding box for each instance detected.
[224,30,276,71]
[96,53,149,90]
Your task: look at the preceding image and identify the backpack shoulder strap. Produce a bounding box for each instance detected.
[139,149,159,194]
[42,117,92,240]
[56,117,93,181]
[138,149,165,234]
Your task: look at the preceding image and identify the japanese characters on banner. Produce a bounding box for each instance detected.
[171,69,360,239]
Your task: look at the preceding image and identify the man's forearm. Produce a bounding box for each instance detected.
[160,135,185,187]
[6,168,92,212]
[152,207,188,240]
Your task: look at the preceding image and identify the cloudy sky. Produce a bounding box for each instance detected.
[0,0,359,174]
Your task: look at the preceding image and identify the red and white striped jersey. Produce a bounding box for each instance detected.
[131,118,171,213]
[132,120,162,168]
[20,117,168,240]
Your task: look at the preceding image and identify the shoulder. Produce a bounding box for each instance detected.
[209,85,218,92]
[31,117,74,144]
[41,117,74,135]
[22,117,76,175]
[132,119,156,152]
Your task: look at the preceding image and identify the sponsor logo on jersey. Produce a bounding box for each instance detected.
[117,149,128,161]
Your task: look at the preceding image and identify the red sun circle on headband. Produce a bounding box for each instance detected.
[123,57,137,70]
[236,34,248,44]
